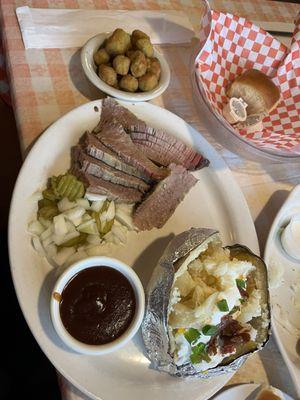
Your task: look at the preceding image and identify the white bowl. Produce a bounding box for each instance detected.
[50,256,145,355]
[81,32,171,102]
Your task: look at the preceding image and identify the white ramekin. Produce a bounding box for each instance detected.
[81,32,170,102]
[50,256,145,355]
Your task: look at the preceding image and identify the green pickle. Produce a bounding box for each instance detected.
[38,198,59,220]
[48,173,85,201]
[58,232,88,249]
[42,188,58,202]
[91,200,114,237]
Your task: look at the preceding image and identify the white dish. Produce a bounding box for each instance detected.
[81,33,170,102]
[265,185,300,397]
[213,383,293,400]
[51,256,145,355]
[9,100,259,400]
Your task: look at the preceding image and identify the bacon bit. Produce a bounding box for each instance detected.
[207,315,251,356]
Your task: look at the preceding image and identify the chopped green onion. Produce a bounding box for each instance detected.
[190,353,202,364]
[191,342,206,355]
[217,299,229,312]
[201,351,211,363]
[190,350,211,364]
[229,305,240,315]
[240,297,246,304]
[236,279,246,289]
[202,325,218,336]
[184,328,201,344]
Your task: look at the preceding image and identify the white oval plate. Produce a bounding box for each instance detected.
[264,185,300,397]
[213,384,293,400]
[9,100,259,400]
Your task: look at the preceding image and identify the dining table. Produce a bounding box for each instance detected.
[1,0,300,399]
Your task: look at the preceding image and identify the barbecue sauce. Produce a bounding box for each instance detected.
[59,266,136,345]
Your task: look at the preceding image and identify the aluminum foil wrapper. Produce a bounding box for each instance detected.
[141,227,261,378]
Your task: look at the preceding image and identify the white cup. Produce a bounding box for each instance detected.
[281,213,300,260]
[50,256,145,355]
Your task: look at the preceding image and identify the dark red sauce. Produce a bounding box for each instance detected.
[59,266,136,345]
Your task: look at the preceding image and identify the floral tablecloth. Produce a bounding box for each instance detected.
[1,0,300,399]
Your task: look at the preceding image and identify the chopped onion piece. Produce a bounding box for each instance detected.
[77,219,98,235]
[91,200,105,212]
[57,198,76,212]
[44,243,57,258]
[28,220,45,236]
[40,225,53,241]
[72,217,83,227]
[104,231,120,245]
[76,198,90,210]
[66,221,76,232]
[82,213,92,222]
[111,223,127,244]
[31,236,45,255]
[106,201,115,221]
[115,209,134,230]
[38,217,51,229]
[53,246,76,266]
[64,206,85,225]
[85,192,107,202]
[53,214,68,236]
[116,203,134,215]
[30,191,43,203]
[42,236,54,248]
[53,230,79,246]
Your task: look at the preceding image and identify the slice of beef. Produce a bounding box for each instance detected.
[71,145,150,193]
[95,123,168,181]
[93,98,141,133]
[93,98,209,170]
[72,167,143,203]
[128,125,209,170]
[80,132,152,183]
[133,163,197,230]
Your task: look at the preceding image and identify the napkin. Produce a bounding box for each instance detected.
[16,6,195,49]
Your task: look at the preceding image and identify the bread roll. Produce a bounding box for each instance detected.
[226,69,280,115]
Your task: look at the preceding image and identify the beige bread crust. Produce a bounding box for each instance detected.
[226,69,281,115]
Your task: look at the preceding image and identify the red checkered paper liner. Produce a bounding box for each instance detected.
[194,0,300,155]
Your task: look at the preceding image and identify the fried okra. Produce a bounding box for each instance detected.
[138,72,158,91]
[119,75,139,92]
[98,64,117,86]
[130,51,147,78]
[113,55,130,76]
[93,48,110,66]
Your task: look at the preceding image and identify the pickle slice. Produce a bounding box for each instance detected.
[38,205,59,220]
[38,198,59,220]
[90,200,114,237]
[42,188,58,202]
[50,174,85,201]
[58,232,88,248]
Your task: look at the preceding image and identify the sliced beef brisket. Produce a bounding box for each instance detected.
[72,167,143,203]
[71,145,150,193]
[128,125,209,170]
[80,132,152,183]
[93,97,141,133]
[95,123,167,181]
[133,163,197,230]
[93,98,209,170]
